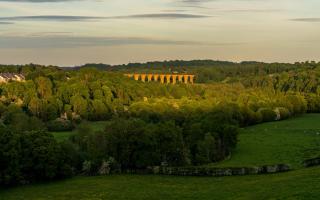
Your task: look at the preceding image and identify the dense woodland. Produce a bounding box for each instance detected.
[1,60,320,186]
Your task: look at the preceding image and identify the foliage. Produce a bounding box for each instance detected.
[258,108,277,122]
[0,115,74,186]
[1,60,320,186]
[46,118,74,132]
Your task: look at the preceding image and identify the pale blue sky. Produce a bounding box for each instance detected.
[0,0,319,66]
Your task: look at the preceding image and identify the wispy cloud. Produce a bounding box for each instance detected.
[224,9,283,13]
[0,0,81,2]
[0,13,210,22]
[0,36,206,48]
[0,35,244,48]
[0,15,104,22]
[29,31,74,36]
[290,18,320,22]
[181,0,213,3]
[0,22,14,24]
[113,13,209,19]
[174,0,214,9]
[161,9,188,13]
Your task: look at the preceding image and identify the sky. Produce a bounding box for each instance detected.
[0,0,319,66]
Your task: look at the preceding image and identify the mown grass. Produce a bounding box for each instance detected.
[1,166,319,200]
[214,114,320,169]
[51,121,108,142]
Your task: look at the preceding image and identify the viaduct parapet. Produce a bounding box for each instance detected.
[124,73,195,84]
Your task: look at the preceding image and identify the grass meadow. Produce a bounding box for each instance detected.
[214,114,320,169]
[1,167,319,200]
[7,114,318,200]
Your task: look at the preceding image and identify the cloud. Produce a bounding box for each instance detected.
[161,9,188,13]
[112,13,209,19]
[0,0,81,2]
[224,9,283,13]
[0,35,243,48]
[290,18,320,22]
[174,0,214,9]
[0,22,14,24]
[29,31,74,36]
[181,0,213,3]
[0,13,209,22]
[0,36,206,48]
[0,15,104,22]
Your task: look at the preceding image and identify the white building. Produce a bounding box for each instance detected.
[0,73,25,83]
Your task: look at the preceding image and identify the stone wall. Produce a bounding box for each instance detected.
[303,157,320,167]
[157,164,291,177]
[122,164,291,177]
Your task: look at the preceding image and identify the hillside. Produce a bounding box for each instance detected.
[75,60,319,83]
[2,114,320,199]
[214,114,320,169]
[1,62,320,189]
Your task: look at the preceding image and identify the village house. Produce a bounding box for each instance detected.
[0,73,25,83]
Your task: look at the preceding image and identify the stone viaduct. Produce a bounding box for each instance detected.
[124,73,195,84]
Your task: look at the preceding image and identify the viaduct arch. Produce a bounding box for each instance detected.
[124,73,195,84]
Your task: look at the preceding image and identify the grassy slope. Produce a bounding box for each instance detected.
[1,167,319,200]
[9,114,318,199]
[214,114,320,169]
[51,121,108,142]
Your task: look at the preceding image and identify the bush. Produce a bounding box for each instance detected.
[277,107,291,120]
[47,118,74,132]
[240,107,260,126]
[258,108,277,122]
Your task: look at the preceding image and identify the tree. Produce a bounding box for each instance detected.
[70,95,88,118]
[153,121,190,166]
[194,133,216,164]
[35,76,53,99]
[19,130,70,182]
[0,125,21,186]
[88,100,110,121]
[28,97,44,118]
[104,118,157,169]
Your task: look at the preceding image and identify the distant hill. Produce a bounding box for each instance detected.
[61,60,319,83]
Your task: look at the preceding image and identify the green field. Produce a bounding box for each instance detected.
[1,167,319,200]
[4,114,319,200]
[51,121,109,142]
[214,114,320,169]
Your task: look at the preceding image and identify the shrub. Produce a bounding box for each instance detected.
[258,108,277,122]
[277,107,291,120]
[47,118,74,132]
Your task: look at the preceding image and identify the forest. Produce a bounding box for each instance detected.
[1,60,320,186]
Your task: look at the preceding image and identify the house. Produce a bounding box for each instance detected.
[0,73,26,83]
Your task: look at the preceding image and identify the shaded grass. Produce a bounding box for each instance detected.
[1,167,319,200]
[213,114,320,169]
